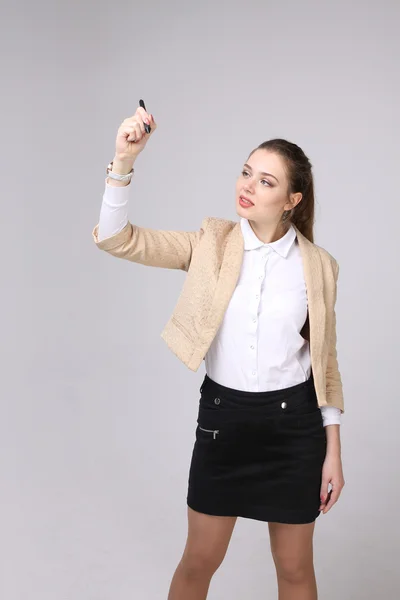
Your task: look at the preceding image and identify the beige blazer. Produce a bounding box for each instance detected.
[93,217,344,413]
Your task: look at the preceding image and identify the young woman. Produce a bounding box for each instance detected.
[93,105,345,600]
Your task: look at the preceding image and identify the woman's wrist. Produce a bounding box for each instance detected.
[325,424,341,457]
[112,155,136,174]
[106,155,136,187]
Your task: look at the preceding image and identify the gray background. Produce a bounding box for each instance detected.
[2,0,399,598]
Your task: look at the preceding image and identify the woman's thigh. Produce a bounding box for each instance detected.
[268,521,316,575]
[180,507,237,573]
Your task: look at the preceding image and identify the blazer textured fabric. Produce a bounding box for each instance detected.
[93,217,344,413]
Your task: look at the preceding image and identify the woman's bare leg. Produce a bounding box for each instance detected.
[167,507,237,600]
[268,521,318,600]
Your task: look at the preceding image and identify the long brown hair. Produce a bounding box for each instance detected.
[248,139,315,243]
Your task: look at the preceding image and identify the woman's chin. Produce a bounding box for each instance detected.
[236,202,252,218]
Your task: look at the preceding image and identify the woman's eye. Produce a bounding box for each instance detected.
[242,171,270,186]
[242,171,271,187]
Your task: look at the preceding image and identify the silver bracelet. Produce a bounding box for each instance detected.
[106,161,134,182]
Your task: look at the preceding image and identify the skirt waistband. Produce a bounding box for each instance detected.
[199,372,318,415]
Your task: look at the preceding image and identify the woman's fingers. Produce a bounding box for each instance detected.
[115,105,157,158]
[136,106,150,125]
[127,122,143,142]
[322,480,345,514]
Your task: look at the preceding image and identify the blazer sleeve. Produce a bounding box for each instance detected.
[92,217,209,272]
[325,261,345,413]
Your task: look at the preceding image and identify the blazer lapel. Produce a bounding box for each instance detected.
[203,222,244,337]
[294,225,326,368]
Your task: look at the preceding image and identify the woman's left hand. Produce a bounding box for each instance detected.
[319,453,345,514]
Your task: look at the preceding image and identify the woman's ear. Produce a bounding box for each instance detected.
[284,192,302,212]
[291,192,303,208]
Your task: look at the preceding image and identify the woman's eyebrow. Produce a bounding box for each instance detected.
[243,164,279,183]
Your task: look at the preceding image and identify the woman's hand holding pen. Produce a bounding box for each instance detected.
[109,102,157,186]
[115,104,157,162]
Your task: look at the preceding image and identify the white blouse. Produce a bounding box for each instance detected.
[97,179,342,426]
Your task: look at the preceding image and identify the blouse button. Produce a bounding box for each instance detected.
[214,397,221,405]
[281,402,287,409]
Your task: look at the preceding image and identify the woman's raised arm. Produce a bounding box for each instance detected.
[93,106,207,270]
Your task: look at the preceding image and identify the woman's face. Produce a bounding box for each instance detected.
[235,149,301,224]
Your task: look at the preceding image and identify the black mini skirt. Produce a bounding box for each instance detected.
[187,372,327,524]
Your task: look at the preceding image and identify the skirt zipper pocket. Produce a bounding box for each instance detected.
[198,426,220,440]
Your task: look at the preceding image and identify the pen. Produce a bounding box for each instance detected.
[139,99,151,134]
